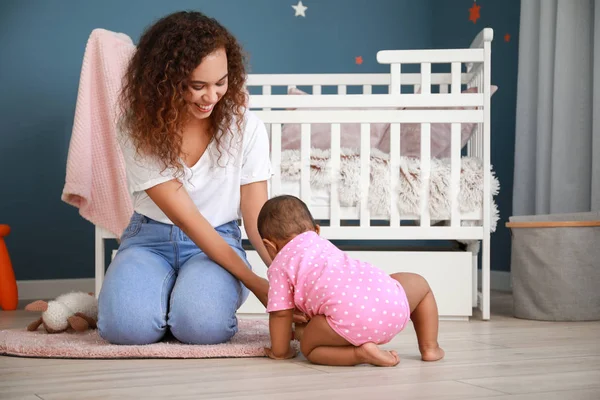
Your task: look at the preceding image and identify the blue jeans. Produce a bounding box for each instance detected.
[97,212,250,345]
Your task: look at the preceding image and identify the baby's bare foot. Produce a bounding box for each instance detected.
[420,345,445,361]
[356,342,400,367]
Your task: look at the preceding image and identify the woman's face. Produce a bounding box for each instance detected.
[185,48,229,120]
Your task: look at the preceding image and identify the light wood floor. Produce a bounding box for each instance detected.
[1,292,599,400]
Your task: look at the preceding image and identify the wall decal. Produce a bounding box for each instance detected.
[292,1,307,17]
[469,1,481,24]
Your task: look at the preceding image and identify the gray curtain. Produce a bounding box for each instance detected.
[513,0,600,216]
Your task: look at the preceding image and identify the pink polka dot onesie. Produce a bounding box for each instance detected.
[266,231,410,346]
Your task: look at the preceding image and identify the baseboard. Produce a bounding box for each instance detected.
[479,270,511,292]
[17,279,95,301]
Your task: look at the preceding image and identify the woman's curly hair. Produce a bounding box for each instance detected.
[118,11,248,178]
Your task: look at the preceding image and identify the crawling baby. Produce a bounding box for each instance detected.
[258,195,445,367]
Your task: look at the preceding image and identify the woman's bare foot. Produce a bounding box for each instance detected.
[356,342,400,367]
[420,345,445,361]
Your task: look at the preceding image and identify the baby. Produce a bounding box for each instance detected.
[258,195,445,367]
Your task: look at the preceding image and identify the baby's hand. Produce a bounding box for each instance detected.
[264,346,297,360]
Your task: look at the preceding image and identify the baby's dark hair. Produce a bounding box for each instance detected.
[257,195,317,242]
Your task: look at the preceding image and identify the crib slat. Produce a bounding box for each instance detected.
[467,136,472,157]
[313,85,322,95]
[360,123,370,227]
[390,123,400,227]
[301,124,311,205]
[451,62,461,94]
[271,123,282,197]
[473,75,478,159]
[450,123,461,227]
[390,64,401,94]
[330,123,341,228]
[420,123,431,227]
[478,72,483,159]
[476,73,480,158]
[363,85,372,95]
[466,75,472,157]
[262,85,272,137]
[420,63,431,94]
[338,85,347,95]
[440,84,449,94]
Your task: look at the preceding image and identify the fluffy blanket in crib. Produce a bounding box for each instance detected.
[279,148,500,232]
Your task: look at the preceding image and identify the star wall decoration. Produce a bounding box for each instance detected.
[355,56,363,65]
[469,1,481,24]
[292,1,307,17]
[504,33,511,42]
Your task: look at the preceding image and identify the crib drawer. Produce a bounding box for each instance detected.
[238,250,473,320]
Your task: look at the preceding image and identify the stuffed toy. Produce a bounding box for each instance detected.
[25,291,98,333]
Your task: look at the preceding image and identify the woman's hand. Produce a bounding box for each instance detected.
[254,276,269,308]
[293,309,309,324]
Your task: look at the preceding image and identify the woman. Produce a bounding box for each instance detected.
[97,11,276,345]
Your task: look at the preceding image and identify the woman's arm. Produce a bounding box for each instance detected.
[240,180,272,267]
[146,179,269,306]
[241,180,310,324]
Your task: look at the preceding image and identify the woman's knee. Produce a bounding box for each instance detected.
[97,247,174,345]
[168,251,247,344]
[169,305,238,345]
[97,302,167,345]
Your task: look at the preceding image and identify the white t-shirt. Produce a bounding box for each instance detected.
[118,110,272,227]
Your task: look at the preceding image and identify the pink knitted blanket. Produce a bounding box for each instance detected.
[62,29,135,238]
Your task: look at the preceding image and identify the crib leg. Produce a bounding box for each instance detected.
[472,251,478,308]
[94,226,105,299]
[480,233,491,320]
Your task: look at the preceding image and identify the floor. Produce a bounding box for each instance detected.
[1,292,599,400]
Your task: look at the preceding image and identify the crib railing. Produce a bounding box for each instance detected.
[248,114,482,240]
[243,27,492,245]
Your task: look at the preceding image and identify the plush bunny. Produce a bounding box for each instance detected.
[25,291,98,333]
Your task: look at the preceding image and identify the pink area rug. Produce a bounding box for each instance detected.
[0,319,286,359]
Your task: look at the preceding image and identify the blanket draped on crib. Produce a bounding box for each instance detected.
[61,29,136,238]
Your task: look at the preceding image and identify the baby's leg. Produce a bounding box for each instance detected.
[300,315,400,367]
[390,273,445,361]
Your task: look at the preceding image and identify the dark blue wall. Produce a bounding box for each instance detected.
[0,0,519,281]
[433,0,521,272]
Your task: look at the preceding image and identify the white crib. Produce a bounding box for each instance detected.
[94,28,494,321]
